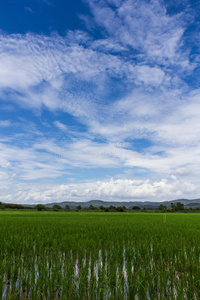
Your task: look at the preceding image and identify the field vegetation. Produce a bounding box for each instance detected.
[1,211,200,299]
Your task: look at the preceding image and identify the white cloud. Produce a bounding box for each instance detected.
[135,66,165,86]
[0,158,12,168]
[0,177,197,204]
[0,39,199,186]
[0,130,199,186]
[53,121,68,132]
[0,171,10,181]
[0,120,12,127]
[0,33,136,117]
[84,0,190,68]
[24,7,34,13]
[0,141,70,181]
[171,167,191,176]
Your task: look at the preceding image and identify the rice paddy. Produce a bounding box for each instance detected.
[0,211,200,299]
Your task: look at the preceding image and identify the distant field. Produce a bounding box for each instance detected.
[1,212,200,299]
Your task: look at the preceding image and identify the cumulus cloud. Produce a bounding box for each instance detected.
[0,177,197,204]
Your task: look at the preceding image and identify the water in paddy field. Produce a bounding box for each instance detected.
[1,245,199,299]
[1,212,200,299]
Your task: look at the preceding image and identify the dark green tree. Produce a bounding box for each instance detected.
[36,204,47,211]
[176,202,184,211]
[116,206,125,212]
[4,203,24,209]
[53,204,62,211]
[132,206,140,210]
[159,204,167,211]
[108,205,116,211]
[0,202,5,210]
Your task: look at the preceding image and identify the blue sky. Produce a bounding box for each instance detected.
[0,0,200,204]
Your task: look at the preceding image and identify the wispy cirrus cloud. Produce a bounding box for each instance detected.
[83,0,191,66]
[53,121,68,132]
[0,120,12,127]
[24,7,35,14]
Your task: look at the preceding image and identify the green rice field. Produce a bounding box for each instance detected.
[1,211,200,299]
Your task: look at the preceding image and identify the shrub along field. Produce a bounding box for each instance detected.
[0,212,200,299]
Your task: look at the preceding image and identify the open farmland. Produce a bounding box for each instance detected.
[1,212,200,299]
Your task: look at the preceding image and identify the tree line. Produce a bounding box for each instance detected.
[0,201,199,212]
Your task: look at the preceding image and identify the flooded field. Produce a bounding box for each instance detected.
[0,212,200,299]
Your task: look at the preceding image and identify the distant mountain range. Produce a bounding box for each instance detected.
[45,199,200,209]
